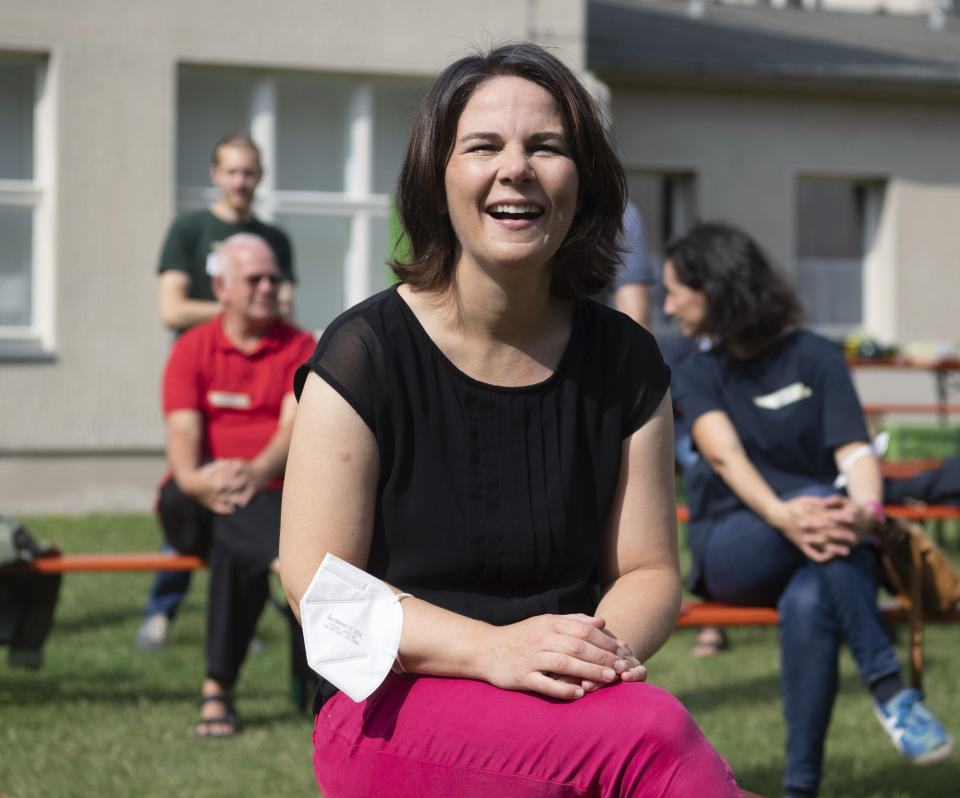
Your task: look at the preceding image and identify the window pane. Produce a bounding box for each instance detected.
[797,181,864,258]
[372,80,425,194]
[797,257,862,326]
[796,179,874,327]
[177,68,257,185]
[0,206,33,326]
[277,213,350,332]
[0,61,35,180]
[275,74,350,192]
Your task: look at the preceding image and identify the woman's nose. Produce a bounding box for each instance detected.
[498,149,533,183]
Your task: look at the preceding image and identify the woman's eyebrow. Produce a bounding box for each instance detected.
[457,131,500,144]
[456,131,569,148]
[528,131,568,144]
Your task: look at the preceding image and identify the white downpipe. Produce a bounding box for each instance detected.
[344,83,373,307]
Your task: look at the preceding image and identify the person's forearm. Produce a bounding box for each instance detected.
[160,298,220,331]
[393,595,497,680]
[249,396,298,489]
[706,445,786,527]
[167,434,203,495]
[248,427,293,489]
[841,448,883,506]
[595,565,681,663]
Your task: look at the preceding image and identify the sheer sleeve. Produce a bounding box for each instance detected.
[625,331,671,436]
[294,313,385,434]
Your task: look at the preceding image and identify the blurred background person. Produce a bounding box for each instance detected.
[138,133,297,652]
[156,233,314,735]
[666,221,952,798]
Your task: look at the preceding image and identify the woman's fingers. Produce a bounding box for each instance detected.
[619,662,647,682]
[527,671,586,700]
[486,614,646,699]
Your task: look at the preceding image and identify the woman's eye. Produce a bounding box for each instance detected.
[532,144,565,156]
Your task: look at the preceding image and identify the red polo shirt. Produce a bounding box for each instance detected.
[162,316,316,490]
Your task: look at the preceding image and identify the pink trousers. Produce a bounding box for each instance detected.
[312,673,743,797]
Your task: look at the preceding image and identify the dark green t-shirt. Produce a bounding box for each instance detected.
[156,209,295,302]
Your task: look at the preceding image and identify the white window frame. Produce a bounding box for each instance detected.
[0,56,55,359]
[175,74,392,321]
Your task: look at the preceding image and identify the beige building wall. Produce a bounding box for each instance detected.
[0,0,586,512]
[610,84,960,339]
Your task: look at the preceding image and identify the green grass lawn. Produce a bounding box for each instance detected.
[3,514,960,797]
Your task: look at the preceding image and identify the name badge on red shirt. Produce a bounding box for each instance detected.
[208,391,252,409]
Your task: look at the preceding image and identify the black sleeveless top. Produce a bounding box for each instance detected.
[294,286,669,626]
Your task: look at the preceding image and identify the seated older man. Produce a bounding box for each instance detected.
[156,232,315,737]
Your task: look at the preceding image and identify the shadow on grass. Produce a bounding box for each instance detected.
[50,606,144,634]
[726,742,960,798]
[0,673,201,706]
[673,658,873,717]
[822,753,960,798]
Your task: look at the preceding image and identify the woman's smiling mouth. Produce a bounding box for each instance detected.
[487,202,543,221]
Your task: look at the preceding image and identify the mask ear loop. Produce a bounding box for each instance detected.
[391,593,414,674]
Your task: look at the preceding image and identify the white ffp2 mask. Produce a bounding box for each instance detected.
[299,553,411,703]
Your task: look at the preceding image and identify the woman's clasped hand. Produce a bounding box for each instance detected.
[481,613,646,699]
[773,494,870,562]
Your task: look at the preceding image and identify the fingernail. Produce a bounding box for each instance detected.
[602,668,616,681]
[574,687,584,698]
[614,658,627,672]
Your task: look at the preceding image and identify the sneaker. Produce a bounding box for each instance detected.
[873,687,954,764]
[136,612,170,652]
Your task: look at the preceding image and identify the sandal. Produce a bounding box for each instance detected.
[690,626,728,658]
[194,693,241,738]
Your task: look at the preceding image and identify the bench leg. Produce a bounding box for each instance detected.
[908,533,924,691]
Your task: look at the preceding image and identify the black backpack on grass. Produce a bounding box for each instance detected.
[0,512,61,668]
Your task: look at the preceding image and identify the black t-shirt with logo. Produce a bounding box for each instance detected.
[157,209,294,303]
[673,329,868,526]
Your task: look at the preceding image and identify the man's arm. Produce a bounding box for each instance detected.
[158,271,221,331]
[230,393,299,507]
[166,409,238,514]
[613,283,652,329]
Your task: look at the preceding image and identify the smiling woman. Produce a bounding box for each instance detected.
[442,76,579,287]
[279,43,745,798]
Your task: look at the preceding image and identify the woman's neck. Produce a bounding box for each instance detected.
[727,325,796,360]
[398,264,573,387]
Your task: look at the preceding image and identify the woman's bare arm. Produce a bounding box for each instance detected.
[595,392,681,664]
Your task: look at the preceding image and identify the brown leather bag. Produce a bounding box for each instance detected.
[875,518,960,614]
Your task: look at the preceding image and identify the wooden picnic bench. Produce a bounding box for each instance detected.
[12,495,958,691]
[16,552,205,574]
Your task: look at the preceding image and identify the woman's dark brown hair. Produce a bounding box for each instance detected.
[391,42,626,299]
[664,222,804,354]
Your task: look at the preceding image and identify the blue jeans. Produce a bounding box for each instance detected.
[699,485,901,795]
[143,541,192,619]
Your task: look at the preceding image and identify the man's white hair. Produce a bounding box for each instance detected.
[209,233,275,281]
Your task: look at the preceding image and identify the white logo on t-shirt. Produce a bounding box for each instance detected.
[753,382,812,410]
[207,391,251,409]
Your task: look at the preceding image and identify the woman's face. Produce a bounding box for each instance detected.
[443,76,579,280]
[662,260,708,337]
